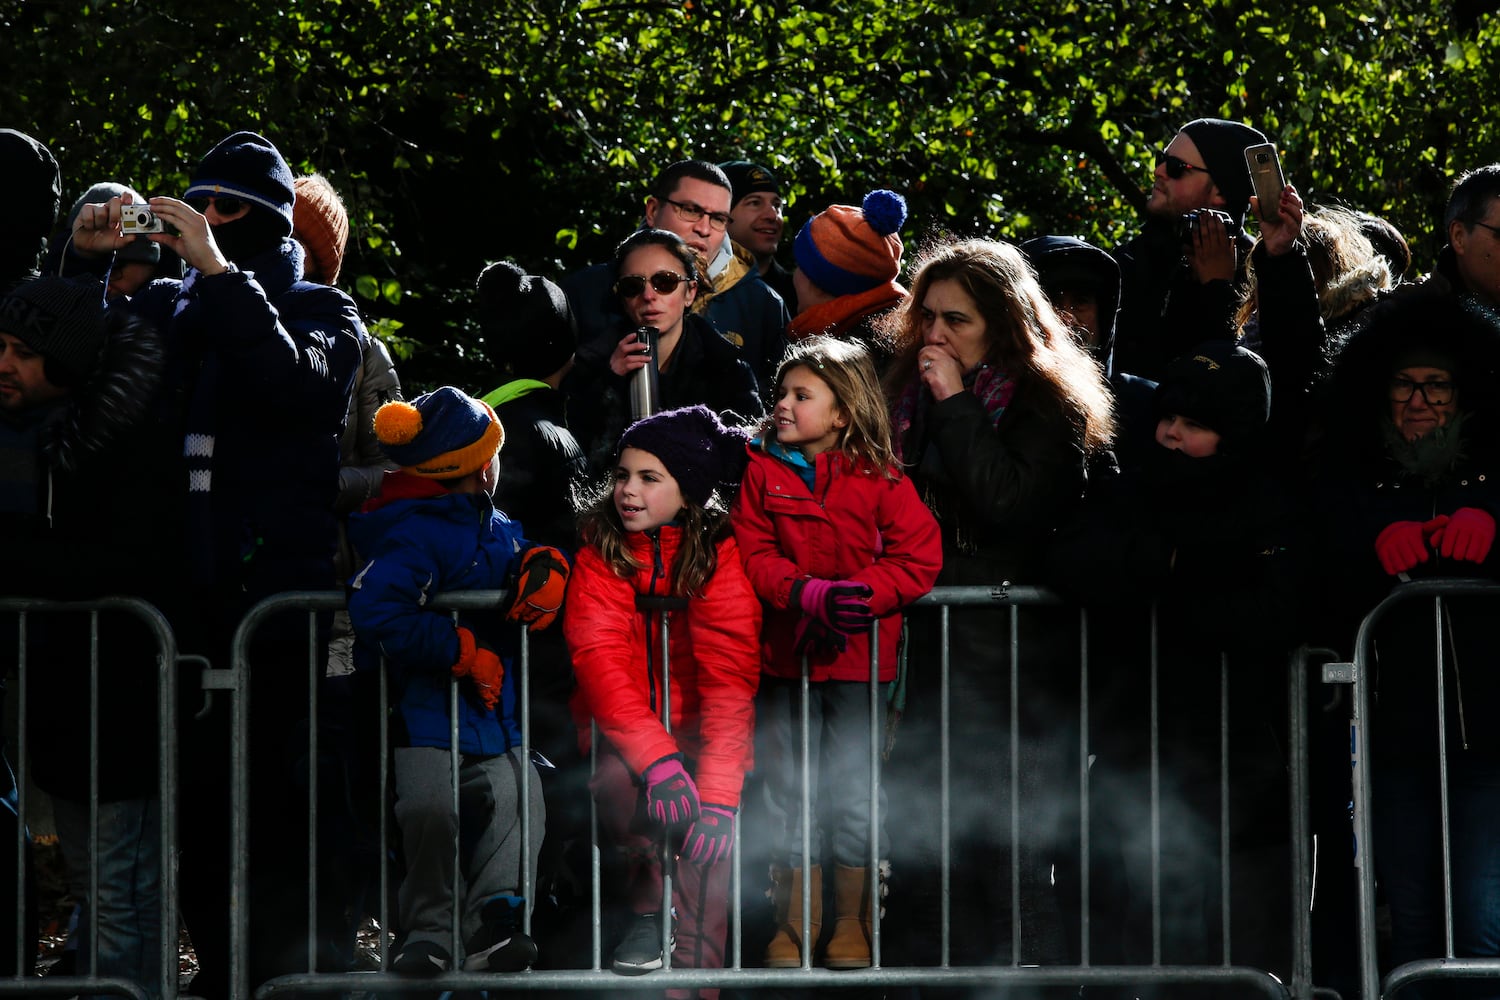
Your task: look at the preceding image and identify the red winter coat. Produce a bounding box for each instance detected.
[563,526,761,809]
[731,446,942,682]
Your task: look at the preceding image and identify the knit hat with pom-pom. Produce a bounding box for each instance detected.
[616,404,751,509]
[292,174,349,284]
[794,189,908,298]
[373,386,503,479]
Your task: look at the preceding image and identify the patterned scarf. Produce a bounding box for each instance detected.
[891,362,1015,462]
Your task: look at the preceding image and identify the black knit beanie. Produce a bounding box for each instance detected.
[1154,340,1271,451]
[616,404,751,507]
[718,160,781,208]
[185,130,296,236]
[0,129,62,280]
[475,260,577,380]
[0,277,109,385]
[1178,118,1268,225]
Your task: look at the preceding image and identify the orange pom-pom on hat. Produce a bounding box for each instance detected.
[374,387,503,479]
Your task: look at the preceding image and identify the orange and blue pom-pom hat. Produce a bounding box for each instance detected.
[373,386,504,479]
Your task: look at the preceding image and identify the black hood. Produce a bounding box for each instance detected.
[1020,235,1121,375]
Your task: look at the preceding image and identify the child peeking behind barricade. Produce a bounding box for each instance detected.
[729,335,941,970]
[562,404,761,996]
[345,385,570,977]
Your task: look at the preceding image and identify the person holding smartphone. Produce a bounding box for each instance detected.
[1113,117,1269,382]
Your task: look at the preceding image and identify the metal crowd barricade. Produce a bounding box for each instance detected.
[1,596,181,1000]
[228,584,1316,998]
[1332,578,1500,1000]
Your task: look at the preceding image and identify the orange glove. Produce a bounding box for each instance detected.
[506,545,569,632]
[452,626,503,711]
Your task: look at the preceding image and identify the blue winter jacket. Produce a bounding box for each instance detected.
[346,473,534,755]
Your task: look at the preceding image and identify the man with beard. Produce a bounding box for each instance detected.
[72,129,362,999]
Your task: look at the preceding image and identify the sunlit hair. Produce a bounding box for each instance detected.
[612,228,700,286]
[576,460,730,598]
[1236,204,1392,331]
[760,335,901,478]
[878,238,1115,452]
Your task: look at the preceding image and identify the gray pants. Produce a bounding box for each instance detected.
[393,746,544,951]
[757,678,890,867]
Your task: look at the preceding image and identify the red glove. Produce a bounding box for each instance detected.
[452,626,504,711]
[506,545,570,632]
[1374,518,1447,576]
[1430,507,1496,564]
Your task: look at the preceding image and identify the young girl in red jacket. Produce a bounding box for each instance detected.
[562,404,761,997]
[730,335,942,969]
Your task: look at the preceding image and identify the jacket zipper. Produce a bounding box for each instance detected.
[644,529,665,716]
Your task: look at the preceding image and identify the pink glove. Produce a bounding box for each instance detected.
[642,756,700,827]
[681,804,736,864]
[1430,507,1496,564]
[798,578,875,635]
[1374,519,1440,576]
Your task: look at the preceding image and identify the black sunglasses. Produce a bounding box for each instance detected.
[613,270,688,299]
[1156,150,1209,180]
[187,195,247,216]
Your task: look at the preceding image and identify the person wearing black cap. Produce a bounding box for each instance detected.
[1114,117,1268,382]
[71,129,364,998]
[1048,339,1301,980]
[0,276,182,995]
[49,181,183,300]
[719,159,798,313]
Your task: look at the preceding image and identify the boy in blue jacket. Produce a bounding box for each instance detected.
[347,386,569,975]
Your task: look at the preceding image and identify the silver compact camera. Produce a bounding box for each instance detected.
[120,204,165,234]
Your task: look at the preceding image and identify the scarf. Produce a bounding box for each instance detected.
[788,281,907,341]
[891,362,1015,463]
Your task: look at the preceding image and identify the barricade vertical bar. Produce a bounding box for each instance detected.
[868,618,881,968]
[519,627,533,939]
[89,612,101,980]
[1010,602,1022,965]
[1433,596,1455,958]
[378,654,390,969]
[1287,647,1314,1000]
[799,645,812,971]
[231,607,251,1000]
[1079,607,1091,966]
[1150,602,1162,966]
[939,602,951,968]
[449,629,462,967]
[589,722,602,970]
[1220,652,1232,964]
[306,611,319,972]
[159,610,181,1000]
[13,612,25,981]
[658,607,674,970]
[1352,600,1380,1000]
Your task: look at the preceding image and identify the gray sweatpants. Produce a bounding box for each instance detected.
[393,746,545,952]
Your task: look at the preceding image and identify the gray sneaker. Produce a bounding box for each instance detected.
[610,911,674,975]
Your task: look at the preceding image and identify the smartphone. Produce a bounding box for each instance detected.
[1245,142,1286,223]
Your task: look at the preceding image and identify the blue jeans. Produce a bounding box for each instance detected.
[52,795,163,1000]
[1373,758,1500,1000]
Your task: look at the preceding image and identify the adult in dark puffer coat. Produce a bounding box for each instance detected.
[71,129,363,999]
[1310,282,1500,994]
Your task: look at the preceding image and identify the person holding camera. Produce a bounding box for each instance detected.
[71,129,363,999]
[1113,117,1267,382]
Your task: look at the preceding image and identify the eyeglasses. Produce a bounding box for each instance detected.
[1156,150,1209,180]
[613,270,689,298]
[663,197,732,231]
[1389,377,1456,405]
[187,195,247,216]
[1471,220,1500,239]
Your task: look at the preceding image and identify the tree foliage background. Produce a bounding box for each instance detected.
[5,0,1500,391]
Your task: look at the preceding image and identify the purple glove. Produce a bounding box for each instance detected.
[799,578,875,635]
[681,804,736,864]
[642,756,700,826]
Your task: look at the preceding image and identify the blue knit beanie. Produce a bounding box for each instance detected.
[373,386,504,479]
[794,189,907,298]
[185,131,296,235]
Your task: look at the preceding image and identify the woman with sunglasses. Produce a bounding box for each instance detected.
[567,228,763,474]
[1311,284,1500,994]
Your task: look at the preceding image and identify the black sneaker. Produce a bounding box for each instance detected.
[390,938,449,976]
[611,911,674,975]
[463,893,538,972]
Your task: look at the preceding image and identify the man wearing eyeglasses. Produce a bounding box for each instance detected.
[562,159,789,397]
[1436,164,1500,310]
[71,129,363,999]
[1113,118,1267,382]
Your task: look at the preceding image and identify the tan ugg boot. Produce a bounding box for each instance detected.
[763,864,822,968]
[823,863,873,969]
